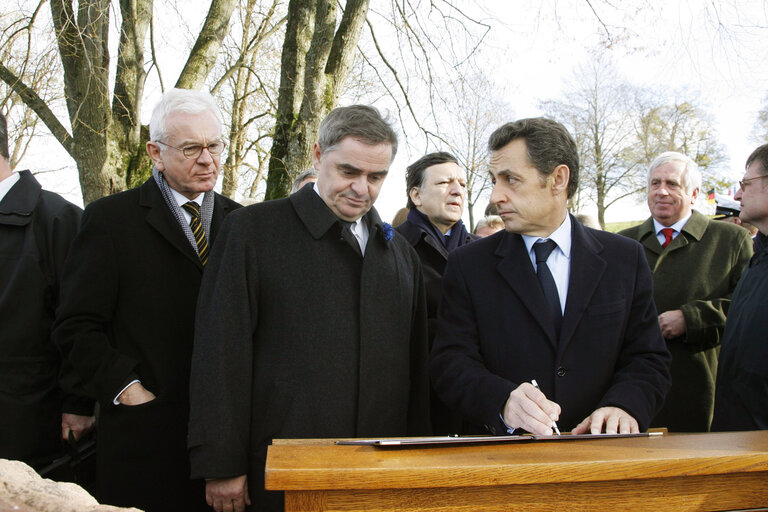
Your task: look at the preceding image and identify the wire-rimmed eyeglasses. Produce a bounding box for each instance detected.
[739,175,765,190]
[155,140,227,159]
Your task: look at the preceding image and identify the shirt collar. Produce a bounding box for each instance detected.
[0,172,21,204]
[169,187,203,208]
[521,213,572,258]
[653,212,691,235]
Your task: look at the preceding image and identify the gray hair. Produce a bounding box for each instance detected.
[290,168,318,194]
[647,151,701,194]
[149,88,223,143]
[317,105,398,160]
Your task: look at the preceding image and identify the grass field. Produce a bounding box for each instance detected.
[603,220,643,233]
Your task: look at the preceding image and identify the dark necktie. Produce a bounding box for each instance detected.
[339,220,362,256]
[181,202,209,266]
[660,228,675,249]
[534,239,562,338]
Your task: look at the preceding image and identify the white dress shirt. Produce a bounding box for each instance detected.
[313,182,369,254]
[653,213,691,246]
[0,172,21,203]
[521,214,572,314]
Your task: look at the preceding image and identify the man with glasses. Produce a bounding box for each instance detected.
[620,152,752,432]
[712,143,768,431]
[54,88,240,511]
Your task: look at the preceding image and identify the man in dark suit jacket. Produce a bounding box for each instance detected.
[396,151,476,434]
[620,152,752,432]
[430,117,671,436]
[712,143,768,431]
[188,105,430,512]
[54,89,240,511]
[0,113,93,469]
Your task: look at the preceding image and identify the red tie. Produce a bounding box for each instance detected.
[660,228,675,248]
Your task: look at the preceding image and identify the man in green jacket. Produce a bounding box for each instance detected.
[620,151,752,432]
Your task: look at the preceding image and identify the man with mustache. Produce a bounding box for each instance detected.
[396,152,477,434]
[54,89,241,511]
[620,152,752,432]
[188,105,430,512]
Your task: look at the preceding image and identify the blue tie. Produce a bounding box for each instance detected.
[534,239,562,339]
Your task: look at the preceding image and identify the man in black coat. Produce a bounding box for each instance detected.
[430,118,671,436]
[54,89,240,511]
[396,151,476,434]
[712,143,768,431]
[188,105,430,512]
[0,113,94,469]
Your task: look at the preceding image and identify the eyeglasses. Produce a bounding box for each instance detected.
[155,140,226,159]
[739,175,765,190]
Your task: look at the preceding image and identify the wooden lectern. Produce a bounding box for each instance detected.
[265,431,768,511]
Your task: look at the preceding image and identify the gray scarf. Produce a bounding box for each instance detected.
[152,166,214,256]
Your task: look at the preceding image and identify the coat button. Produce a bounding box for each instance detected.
[556,367,567,377]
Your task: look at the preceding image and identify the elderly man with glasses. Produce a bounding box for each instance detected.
[54,88,240,511]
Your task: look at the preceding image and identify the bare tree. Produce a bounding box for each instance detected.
[0,7,63,170]
[752,91,768,144]
[435,73,512,230]
[0,0,238,204]
[540,55,641,227]
[630,91,729,192]
[216,0,285,199]
[264,0,370,200]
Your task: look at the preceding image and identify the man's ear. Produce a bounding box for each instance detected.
[147,142,165,171]
[409,186,422,207]
[551,164,570,196]
[690,187,700,203]
[312,143,323,170]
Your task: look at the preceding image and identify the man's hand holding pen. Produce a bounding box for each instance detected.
[502,382,562,435]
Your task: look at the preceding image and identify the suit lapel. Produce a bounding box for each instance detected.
[140,179,202,269]
[559,219,606,353]
[495,231,558,349]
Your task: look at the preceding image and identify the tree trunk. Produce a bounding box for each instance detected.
[265,0,370,200]
[176,0,239,89]
[113,0,153,189]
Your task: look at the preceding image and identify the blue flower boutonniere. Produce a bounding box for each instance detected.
[381,222,395,242]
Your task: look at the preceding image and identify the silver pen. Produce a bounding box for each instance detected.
[531,379,561,435]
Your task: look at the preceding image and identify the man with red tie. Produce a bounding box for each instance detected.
[620,151,752,432]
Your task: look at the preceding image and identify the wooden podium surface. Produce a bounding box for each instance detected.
[265,431,768,511]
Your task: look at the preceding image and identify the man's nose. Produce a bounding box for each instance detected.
[735,188,743,201]
[490,183,503,205]
[197,147,214,164]
[350,175,367,195]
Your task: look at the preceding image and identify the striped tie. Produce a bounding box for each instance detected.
[182,201,209,266]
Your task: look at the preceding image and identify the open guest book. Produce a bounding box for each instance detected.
[336,432,663,447]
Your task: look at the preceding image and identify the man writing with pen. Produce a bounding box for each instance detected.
[430,117,672,436]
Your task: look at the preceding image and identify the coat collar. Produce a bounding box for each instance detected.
[0,170,41,226]
[290,185,389,249]
[397,218,477,259]
[139,178,203,268]
[494,214,606,352]
[635,210,708,257]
